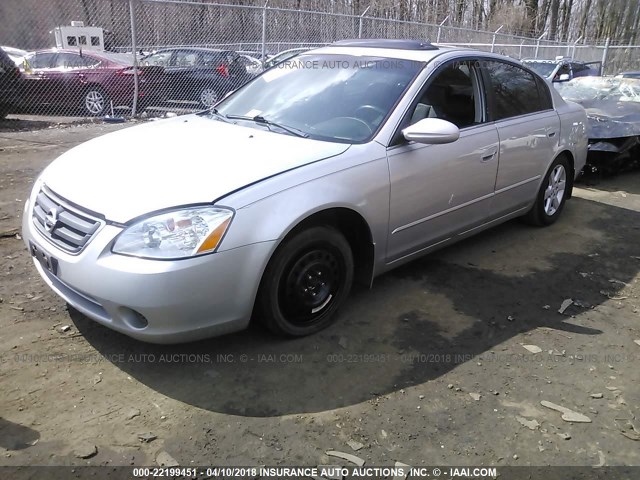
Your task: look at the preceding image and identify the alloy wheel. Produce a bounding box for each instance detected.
[200,88,219,108]
[543,164,566,216]
[85,90,105,115]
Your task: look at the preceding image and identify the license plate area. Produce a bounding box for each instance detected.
[30,241,58,276]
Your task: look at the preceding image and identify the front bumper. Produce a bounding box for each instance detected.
[22,197,275,344]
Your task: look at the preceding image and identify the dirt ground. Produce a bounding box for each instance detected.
[1,117,639,473]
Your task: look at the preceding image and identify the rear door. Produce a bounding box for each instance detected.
[49,53,101,109]
[481,60,559,219]
[140,50,175,98]
[196,50,232,95]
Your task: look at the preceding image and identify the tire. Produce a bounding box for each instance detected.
[257,226,354,337]
[524,155,571,226]
[83,87,109,116]
[198,87,221,109]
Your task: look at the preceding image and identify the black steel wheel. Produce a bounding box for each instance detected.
[257,226,353,336]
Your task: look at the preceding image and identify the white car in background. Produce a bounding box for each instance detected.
[1,46,28,68]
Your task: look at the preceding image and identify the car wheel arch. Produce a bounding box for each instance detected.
[268,207,376,289]
[555,150,575,198]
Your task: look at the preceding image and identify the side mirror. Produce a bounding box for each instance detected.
[554,73,570,82]
[402,118,460,145]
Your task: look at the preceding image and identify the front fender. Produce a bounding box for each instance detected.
[217,144,391,277]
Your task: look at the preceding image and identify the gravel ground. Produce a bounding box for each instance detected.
[1,118,639,474]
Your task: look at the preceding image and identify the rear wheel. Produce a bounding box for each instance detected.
[257,226,354,336]
[83,87,108,116]
[524,155,571,226]
[199,87,220,108]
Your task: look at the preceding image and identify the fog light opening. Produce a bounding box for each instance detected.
[120,308,149,329]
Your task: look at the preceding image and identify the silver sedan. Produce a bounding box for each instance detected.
[22,39,588,343]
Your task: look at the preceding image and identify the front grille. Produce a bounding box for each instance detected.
[32,186,102,253]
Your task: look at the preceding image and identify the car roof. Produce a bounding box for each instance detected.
[522,59,562,63]
[28,49,136,66]
[152,47,231,54]
[312,39,458,62]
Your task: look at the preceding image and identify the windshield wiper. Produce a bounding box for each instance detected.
[225,114,309,138]
[206,108,230,123]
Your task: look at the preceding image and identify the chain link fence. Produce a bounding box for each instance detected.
[1,0,639,119]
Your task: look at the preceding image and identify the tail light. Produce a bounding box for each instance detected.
[216,64,229,77]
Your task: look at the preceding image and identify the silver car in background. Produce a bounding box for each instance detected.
[22,39,588,343]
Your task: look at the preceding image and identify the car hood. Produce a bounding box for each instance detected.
[41,115,350,223]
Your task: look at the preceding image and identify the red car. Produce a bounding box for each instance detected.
[17,49,164,116]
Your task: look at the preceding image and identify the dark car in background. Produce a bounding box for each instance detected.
[617,71,640,79]
[0,47,21,119]
[140,47,256,108]
[17,49,164,115]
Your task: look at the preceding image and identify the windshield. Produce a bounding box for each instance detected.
[213,54,423,143]
[524,61,557,77]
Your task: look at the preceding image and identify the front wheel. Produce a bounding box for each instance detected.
[524,155,571,226]
[257,226,354,336]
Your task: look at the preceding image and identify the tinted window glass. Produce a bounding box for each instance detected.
[91,36,101,46]
[54,53,98,69]
[199,51,224,67]
[524,62,556,77]
[485,61,544,120]
[175,50,198,67]
[141,51,172,67]
[78,36,87,45]
[67,36,77,46]
[28,53,56,69]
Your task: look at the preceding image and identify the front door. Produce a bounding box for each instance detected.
[386,59,499,264]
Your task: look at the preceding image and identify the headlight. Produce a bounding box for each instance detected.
[112,206,233,259]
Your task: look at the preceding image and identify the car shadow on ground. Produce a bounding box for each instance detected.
[0,418,39,450]
[70,196,639,417]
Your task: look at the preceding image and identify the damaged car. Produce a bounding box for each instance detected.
[556,76,640,173]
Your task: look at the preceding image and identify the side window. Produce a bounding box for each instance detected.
[175,51,198,67]
[409,61,481,129]
[141,51,172,67]
[28,53,56,69]
[200,52,224,67]
[484,61,544,120]
[54,53,87,69]
[78,36,87,46]
[67,36,77,46]
[91,36,101,47]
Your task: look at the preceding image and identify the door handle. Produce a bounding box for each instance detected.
[547,131,557,138]
[481,150,496,162]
